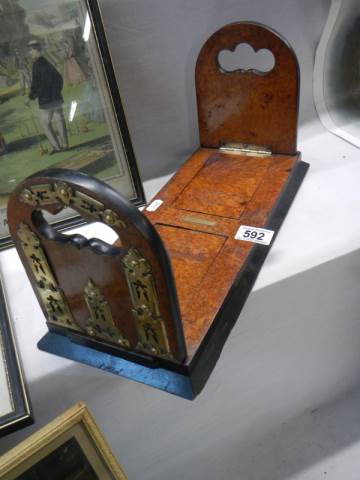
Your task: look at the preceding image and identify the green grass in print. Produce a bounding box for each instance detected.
[0,81,119,208]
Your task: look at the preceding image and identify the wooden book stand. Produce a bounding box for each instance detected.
[8,22,308,399]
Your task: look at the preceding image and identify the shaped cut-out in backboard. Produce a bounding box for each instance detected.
[196,22,299,154]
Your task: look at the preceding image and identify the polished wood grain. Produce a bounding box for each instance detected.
[174,152,272,218]
[7,170,186,363]
[145,148,300,357]
[196,22,299,155]
[155,225,226,320]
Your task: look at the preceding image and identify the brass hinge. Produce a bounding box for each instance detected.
[219,142,272,156]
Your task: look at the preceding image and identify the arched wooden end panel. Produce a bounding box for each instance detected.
[7,169,186,364]
[195,22,300,155]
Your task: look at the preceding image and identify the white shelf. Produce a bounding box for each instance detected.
[256,118,360,289]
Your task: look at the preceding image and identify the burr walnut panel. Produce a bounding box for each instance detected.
[145,147,301,356]
[173,152,272,218]
[196,22,299,154]
[155,225,227,319]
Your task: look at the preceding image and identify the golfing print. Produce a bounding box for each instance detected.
[0,0,138,243]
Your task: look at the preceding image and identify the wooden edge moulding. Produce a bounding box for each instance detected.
[7,22,308,399]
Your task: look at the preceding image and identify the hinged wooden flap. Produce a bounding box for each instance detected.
[196,22,300,155]
[7,169,187,364]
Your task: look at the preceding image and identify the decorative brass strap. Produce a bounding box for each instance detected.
[20,182,126,229]
[83,279,130,348]
[18,188,173,359]
[17,222,82,332]
[121,248,172,359]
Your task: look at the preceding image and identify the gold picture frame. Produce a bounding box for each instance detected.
[0,402,128,479]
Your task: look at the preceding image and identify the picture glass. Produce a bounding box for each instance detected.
[0,0,139,243]
[0,330,13,419]
[5,422,120,480]
[16,437,99,480]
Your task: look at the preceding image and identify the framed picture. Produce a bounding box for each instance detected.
[0,0,145,250]
[0,277,32,437]
[314,0,360,147]
[0,402,128,479]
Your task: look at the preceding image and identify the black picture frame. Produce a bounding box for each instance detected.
[0,0,145,251]
[0,280,32,437]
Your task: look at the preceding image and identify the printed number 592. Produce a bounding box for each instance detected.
[243,230,265,240]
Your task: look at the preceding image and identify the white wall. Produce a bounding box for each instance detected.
[97,0,331,179]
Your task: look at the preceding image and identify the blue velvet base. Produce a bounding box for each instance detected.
[37,333,194,400]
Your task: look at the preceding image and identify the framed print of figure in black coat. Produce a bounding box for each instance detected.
[0,0,145,250]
